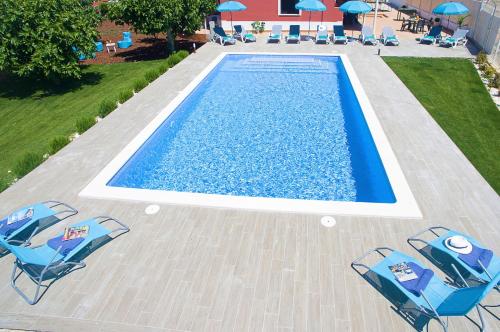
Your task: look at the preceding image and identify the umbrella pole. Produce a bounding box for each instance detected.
[231,12,234,35]
[309,11,312,38]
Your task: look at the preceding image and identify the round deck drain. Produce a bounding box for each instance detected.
[145,204,160,215]
[321,216,337,228]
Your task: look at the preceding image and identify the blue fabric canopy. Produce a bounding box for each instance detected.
[339,1,372,14]
[216,1,247,12]
[295,0,327,11]
[432,2,469,16]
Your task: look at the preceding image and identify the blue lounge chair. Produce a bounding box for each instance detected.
[286,25,301,44]
[268,25,283,43]
[234,25,256,42]
[380,26,400,46]
[315,26,329,44]
[0,201,77,255]
[352,247,500,332]
[408,226,500,289]
[439,29,469,48]
[213,26,236,46]
[95,41,104,52]
[0,216,129,304]
[117,31,133,49]
[420,26,443,44]
[332,25,348,44]
[360,25,378,45]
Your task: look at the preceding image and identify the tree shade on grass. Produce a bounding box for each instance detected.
[0,59,170,189]
[383,57,500,195]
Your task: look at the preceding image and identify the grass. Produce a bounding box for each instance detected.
[383,57,500,194]
[0,59,174,188]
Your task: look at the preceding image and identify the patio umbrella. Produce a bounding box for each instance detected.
[338,1,373,36]
[432,2,469,30]
[216,1,247,35]
[295,0,327,38]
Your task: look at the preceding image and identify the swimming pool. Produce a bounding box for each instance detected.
[81,53,421,218]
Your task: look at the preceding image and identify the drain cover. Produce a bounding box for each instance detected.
[321,216,337,228]
[145,204,160,215]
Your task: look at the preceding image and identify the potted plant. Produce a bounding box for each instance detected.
[457,14,470,28]
[251,21,265,34]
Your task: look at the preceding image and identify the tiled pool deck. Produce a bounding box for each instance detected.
[0,39,498,332]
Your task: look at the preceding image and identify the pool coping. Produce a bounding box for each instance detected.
[80,52,422,219]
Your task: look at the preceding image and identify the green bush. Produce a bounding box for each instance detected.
[0,177,8,193]
[98,99,117,118]
[49,136,70,154]
[75,116,96,134]
[118,89,134,103]
[144,69,161,83]
[176,50,189,59]
[476,51,488,65]
[133,78,149,92]
[493,72,500,89]
[167,54,182,67]
[483,65,496,79]
[158,63,169,74]
[13,152,44,178]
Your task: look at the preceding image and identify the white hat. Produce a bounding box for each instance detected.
[444,235,472,255]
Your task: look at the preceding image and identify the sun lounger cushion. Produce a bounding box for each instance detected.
[459,245,493,273]
[47,236,85,256]
[397,262,434,296]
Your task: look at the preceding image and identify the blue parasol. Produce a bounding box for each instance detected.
[217,1,247,34]
[295,0,327,37]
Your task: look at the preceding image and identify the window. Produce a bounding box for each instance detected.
[279,0,300,15]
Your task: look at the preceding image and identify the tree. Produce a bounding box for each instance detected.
[0,0,100,80]
[104,0,216,53]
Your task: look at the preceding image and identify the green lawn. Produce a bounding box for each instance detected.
[383,57,500,195]
[0,59,169,191]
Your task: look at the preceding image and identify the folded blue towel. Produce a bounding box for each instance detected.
[47,236,85,256]
[459,245,493,273]
[397,262,434,296]
[0,216,32,237]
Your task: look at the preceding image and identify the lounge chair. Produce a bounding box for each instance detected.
[213,26,236,46]
[315,26,329,44]
[234,25,256,42]
[352,247,500,332]
[209,21,216,42]
[420,25,443,44]
[285,25,301,44]
[0,201,77,255]
[439,29,469,48]
[360,25,378,45]
[380,26,400,46]
[117,32,133,49]
[268,25,282,43]
[332,25,348,45]
[408,226,500,288]
[0,216,129,304]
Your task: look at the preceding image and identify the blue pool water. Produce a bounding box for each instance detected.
[108,54,396,203]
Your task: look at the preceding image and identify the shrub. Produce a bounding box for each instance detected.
[0,177,8,193]
[176,50,189,59]
[98,99,117,118]
[476,51,488,65]
[483,65,496,79]
[167,54,182,67]
[13,152,44,178]
[493,72,500,89]
[49,136,70,154]
[118,89,134,103]
[144,69,161,83]
[158,62,169,74]
[75,116,96,134]
[133,78,148,92]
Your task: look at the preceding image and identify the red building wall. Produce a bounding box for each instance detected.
[221,0,343,25]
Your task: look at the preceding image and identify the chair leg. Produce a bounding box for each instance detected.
[476,305,486,332]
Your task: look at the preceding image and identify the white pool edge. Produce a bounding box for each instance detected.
[80,52,422,219]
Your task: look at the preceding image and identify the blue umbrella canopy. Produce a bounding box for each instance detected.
[432,2,469,15]
[216,1,247,12]
[338,1,372,14]
[295,0,327,36]
[296,0,327,11]
[216,1,247,35]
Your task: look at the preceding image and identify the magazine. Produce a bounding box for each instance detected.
[389,262,418,282]
[62,225,89,241]
[7,208,34,225]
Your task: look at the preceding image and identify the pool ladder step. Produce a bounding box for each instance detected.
[222,58,337,74]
